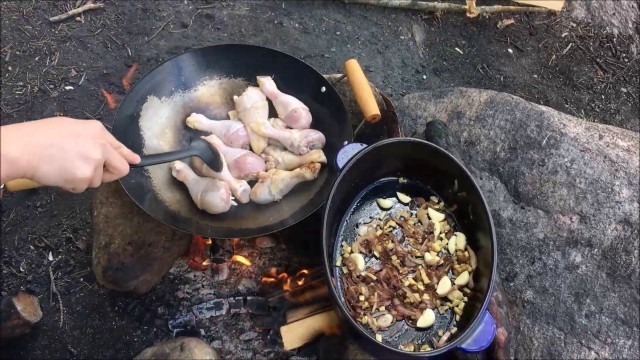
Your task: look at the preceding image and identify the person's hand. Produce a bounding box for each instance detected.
[0,117,141,193]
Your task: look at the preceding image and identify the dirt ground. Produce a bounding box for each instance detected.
[1,1,638,359]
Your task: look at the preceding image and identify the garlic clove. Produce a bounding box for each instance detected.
[424,252,439,265]
[436,276,452,296]
[448,235,457,254]
[447,289,463,301]
[427,208,445,222]
[357,224,368,236]
[455,232,467,250]
[377,314,394,328]
[396,192,411,204]
[416,308,436,328]
[433,221,442,238]
[349,253,365,271]
[454,271,470,286]
[376,198,394,210]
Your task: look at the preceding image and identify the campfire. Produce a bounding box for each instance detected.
[170,234,342,355]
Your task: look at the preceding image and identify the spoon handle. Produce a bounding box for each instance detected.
[132,147,197,168]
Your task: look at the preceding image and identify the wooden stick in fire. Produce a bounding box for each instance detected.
[0,290,43,340]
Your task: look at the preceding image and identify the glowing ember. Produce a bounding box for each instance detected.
[283,278,292,292]
[202,259,211,266]
[230,255,251,266]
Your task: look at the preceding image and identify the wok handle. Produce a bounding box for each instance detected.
[3,178,42,191]
[457,311,496,353]
[133,148,198,168]
[344,59,381,123]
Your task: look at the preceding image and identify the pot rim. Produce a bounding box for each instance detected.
[322,137,498,357]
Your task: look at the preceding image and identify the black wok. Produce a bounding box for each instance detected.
[111,44,352,239]
[322,138,497,357]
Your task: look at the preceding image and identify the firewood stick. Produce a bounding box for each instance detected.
[341,0,557,14]
[0,291,43,340]
[280,310,340,350]
[49,2,105,23]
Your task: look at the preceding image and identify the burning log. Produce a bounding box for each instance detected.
[0,291,43,340]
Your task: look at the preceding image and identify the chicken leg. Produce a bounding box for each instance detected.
[191,148,251,204]
[186,113,249,149]
[250,163,322,204]
[233,86,269,154]
[262,145,327,171]
[248,118,325,155]
[202,134,266,181]
[171,161,234,214]
[256,76,312,129]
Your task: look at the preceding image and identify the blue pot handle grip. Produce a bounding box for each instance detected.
[457,311,496,352]
[336,143,368,170]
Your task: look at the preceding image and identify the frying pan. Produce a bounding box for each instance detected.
[322,138,496,357]
[111,44,358,239]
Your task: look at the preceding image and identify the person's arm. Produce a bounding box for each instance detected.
[0,117,140,193]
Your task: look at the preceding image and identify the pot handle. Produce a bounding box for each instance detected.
[336,143,368,170]
[457,311,496,353]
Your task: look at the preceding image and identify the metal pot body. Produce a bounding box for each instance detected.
[322,138,497,357]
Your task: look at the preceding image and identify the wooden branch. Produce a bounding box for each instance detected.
[341,0,558,14]
[49,2,105,23]
[280,310,340,350]
[0,291,43,340]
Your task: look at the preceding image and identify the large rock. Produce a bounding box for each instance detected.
[134,337,219,359]
[398,88,639,359]
[91,181,191,294]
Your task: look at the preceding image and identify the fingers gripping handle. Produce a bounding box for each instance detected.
[343,59,381,123]
[4,179,41,191]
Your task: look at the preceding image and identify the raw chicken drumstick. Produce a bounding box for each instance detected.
[191,147,251,204]
[233,86,269,155]
[171,161,234,214]
[248,118,326,155]
[256,76,312,129]
[250,163,322,204]
[202,133,266,181]
[262,145,327,171]
[186,113,250,150]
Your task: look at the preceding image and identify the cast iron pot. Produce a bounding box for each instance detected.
[322,138,497,357]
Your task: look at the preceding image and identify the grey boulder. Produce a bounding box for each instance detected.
[398,88,639,359]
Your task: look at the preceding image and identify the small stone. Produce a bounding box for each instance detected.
[255,236,276,248]
[210,340,222,349]
[239,331,259,341]
[134,337,220,359]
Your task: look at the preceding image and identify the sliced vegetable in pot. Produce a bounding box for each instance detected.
[337,194,477,351]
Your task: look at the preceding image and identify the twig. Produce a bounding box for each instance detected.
[146,16,175,42]
[49,2,105,23]
[167,10,201,33]
[49,266,64,327]
[341,0,557,14]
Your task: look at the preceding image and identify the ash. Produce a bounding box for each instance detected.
[165,235,319,360]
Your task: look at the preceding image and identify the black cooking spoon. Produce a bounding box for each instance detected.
[132,138,223,172]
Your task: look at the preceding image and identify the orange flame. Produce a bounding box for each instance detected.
[230,255,251,266]
[202,259,211,266]
[295,269,310,285]
[283,277,292,292]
